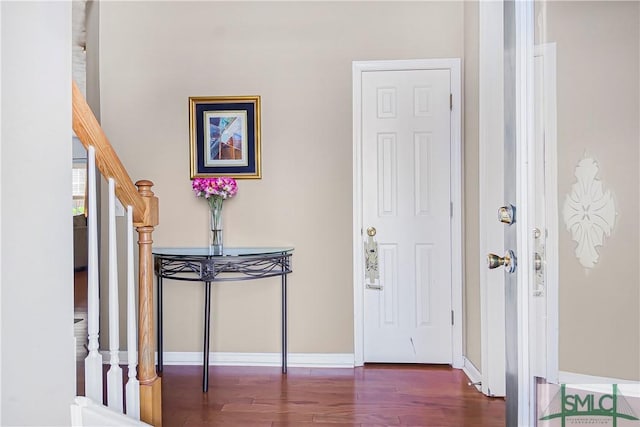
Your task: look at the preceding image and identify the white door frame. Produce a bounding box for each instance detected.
[480,0,560,408]
[506,0,536,423]
[352,59,463,368]
[479,0,506,397]
[534,42,559,384]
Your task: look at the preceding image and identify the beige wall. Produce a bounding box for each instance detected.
[545,1,640,380]
[99,1,469,354]
[463,0,482,369]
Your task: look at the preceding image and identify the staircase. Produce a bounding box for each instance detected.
[72,81,162,426]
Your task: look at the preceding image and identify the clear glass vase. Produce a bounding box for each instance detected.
[209,197,224,255]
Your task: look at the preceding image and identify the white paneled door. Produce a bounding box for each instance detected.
[362,69,453,363]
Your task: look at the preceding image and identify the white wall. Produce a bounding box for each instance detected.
[1,2,76,425]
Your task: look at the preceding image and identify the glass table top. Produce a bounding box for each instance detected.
[152,247,294,257]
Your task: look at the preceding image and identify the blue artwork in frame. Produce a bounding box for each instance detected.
[189,96,261,179]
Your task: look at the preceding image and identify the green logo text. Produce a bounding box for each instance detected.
[540,384,639,426]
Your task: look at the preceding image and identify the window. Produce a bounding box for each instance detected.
[72,162,87,215]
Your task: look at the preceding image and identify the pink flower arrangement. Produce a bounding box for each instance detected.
[192,177,238,200]
[192,177,238,249]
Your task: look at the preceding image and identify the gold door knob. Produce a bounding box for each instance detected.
[487,250,517,273]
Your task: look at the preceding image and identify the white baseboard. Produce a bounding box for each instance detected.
[462,357,482,392]
[558,371,639,385]
[101,351,355,368]
[558,371,640,396]
[164,352,355,368]
[554,371,640,398]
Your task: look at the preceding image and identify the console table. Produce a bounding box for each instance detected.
[153,247,294,392]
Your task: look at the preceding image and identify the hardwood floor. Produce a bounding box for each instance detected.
[162,364,505,426]
[74,270,504,426]
[74,268,88,311]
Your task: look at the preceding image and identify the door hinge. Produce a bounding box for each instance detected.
[450,94,453,111]
[450,202,453,218]
[451,310,454,325]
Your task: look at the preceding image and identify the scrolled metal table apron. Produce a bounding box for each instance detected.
[153,247,293,392]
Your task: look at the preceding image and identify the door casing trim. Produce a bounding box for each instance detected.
[505,0,536,423]
[479,0,507,397]
[534,42,559,384]
[352,58,463,368]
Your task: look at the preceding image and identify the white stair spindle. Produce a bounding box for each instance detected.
[125,206,140,419]
[85,146,103,403]
[106,178,124,412]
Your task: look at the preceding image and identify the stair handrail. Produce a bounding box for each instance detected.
[71,82,158,227]
[71,81,162,426]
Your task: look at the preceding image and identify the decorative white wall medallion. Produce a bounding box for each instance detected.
[562,158,616,269]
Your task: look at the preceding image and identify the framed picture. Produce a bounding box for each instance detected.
[189,96,261,179]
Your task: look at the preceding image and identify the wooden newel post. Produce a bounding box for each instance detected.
[135,180,162,426]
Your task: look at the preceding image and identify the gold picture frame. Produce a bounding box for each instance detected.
[189,95,261,179]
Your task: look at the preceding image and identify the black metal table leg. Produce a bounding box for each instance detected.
[282,265,287,374]
[157,275,163,373]
[153,249,293,392]
[203,281,212,392]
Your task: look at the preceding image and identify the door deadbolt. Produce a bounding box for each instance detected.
[497,205,515,225]
[366,227,377,237]
[487,250,517,273]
